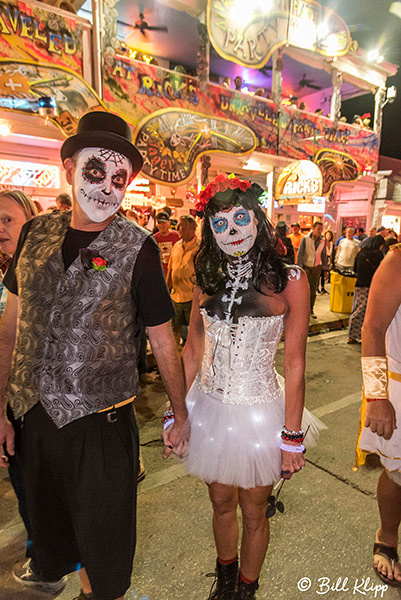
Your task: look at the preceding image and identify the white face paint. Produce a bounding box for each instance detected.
[210,205,257,257]
[73,147,132,223]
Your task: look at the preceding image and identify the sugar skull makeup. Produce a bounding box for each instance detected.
[210,206,257,257]
[73,147,132,222]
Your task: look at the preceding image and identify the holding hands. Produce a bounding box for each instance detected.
[162,410,190,459]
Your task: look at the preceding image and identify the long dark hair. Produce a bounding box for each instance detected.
[195,183,288,295]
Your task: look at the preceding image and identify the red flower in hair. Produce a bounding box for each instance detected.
[195,174,251,215]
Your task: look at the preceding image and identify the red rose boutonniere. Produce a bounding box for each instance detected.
[92,256,107,271]
[80,248,108,271]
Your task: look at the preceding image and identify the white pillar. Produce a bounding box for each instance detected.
[374,88,386,134]
[329,69,343,121]
[271,51,283,106]
[91,0,103,98]
[265,171,274,221]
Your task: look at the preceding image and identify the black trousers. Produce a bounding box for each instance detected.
[5,404,40,574]
[21,402,139,600]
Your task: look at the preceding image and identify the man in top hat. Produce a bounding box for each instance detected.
[0,111,187,600]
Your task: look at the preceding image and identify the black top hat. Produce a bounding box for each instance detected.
[61,111,143,177]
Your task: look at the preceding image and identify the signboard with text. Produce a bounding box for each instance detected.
[0,158,60,188]
[275,160,323,204]
[207,0,351,69]
[103,57,379,186]
[0,0,88,75]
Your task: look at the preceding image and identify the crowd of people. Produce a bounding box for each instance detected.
[275,221,400,341]
[0,110,400,600]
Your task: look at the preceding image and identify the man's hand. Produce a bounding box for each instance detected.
[0,415,15,467]
[281,448,306,480]
[365,400,397,440]
[162,420,189,459]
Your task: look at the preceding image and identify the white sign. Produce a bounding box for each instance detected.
[298,196,326,214]
[0,159,60,189]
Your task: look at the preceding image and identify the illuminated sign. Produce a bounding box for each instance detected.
[314,149,360,195]
[0,0,86,75]
[275,160,323,204]
[0,159,60,188]
[298,196,325,213]
[207,0,351,69]
[134,108,256,186]
[127,177,150,192]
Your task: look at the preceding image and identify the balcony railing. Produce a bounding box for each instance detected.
[104,55,379,183]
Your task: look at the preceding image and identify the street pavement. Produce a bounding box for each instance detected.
[0,292,394,600]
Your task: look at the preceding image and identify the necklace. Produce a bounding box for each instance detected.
[222,259,253,323]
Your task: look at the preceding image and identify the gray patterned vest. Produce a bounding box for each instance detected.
[6,211,149,428]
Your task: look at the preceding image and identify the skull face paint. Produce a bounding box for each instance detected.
[73,147,132,222]
[210,206,257,257]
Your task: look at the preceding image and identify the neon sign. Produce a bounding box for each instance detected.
[0,159,60,188]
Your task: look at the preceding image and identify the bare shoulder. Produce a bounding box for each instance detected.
[280,266,309,304]
[286,265,304,283]
[375,246,401,283]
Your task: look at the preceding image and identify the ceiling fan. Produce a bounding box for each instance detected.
[120,12,168,37]
[259,65,273,76]
[298,74,322,90]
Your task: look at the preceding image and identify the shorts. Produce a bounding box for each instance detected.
[173,300,192,328]
[21,402,139,600]
[386,470,401,486]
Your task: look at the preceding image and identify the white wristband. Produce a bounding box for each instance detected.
[361,356,388,399]
[163,417,175,431]
[280,442,305,453]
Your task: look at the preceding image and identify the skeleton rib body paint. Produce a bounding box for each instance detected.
[210,205,257,323]
[74,147,132,222]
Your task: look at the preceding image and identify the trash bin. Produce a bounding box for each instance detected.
[329,270,357,313]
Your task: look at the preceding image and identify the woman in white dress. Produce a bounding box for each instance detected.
[357,243,401,587]
[167,175,323,599]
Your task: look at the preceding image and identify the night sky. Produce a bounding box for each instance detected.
[321,0,401,159]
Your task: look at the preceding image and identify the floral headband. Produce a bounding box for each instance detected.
[195,173,251,216]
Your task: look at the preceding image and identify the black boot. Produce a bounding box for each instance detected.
[207,559,239,599]
[238,577,259,600]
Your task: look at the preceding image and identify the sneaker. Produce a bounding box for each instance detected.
[13,559,67,593]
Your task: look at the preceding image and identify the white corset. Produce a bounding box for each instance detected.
[196,309,284,405]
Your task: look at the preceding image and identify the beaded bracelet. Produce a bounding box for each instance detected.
[280,442,305,453]
[281,434,304,443]
[162,409,175,431]
[281,426,304,443]
[282,426,304,436]
[366,398,387,403]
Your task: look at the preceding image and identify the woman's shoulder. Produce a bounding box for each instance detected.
[285,265,303,282]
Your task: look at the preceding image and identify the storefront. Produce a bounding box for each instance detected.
[0,125,68,209]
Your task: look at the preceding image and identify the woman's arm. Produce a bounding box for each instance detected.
[279,269,310,478]
[181,286,205,393]
[362,248,401,439]
[362,249,401,357]
[282,270,310,430]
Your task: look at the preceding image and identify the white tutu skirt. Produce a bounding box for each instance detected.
[185,377,325,489]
